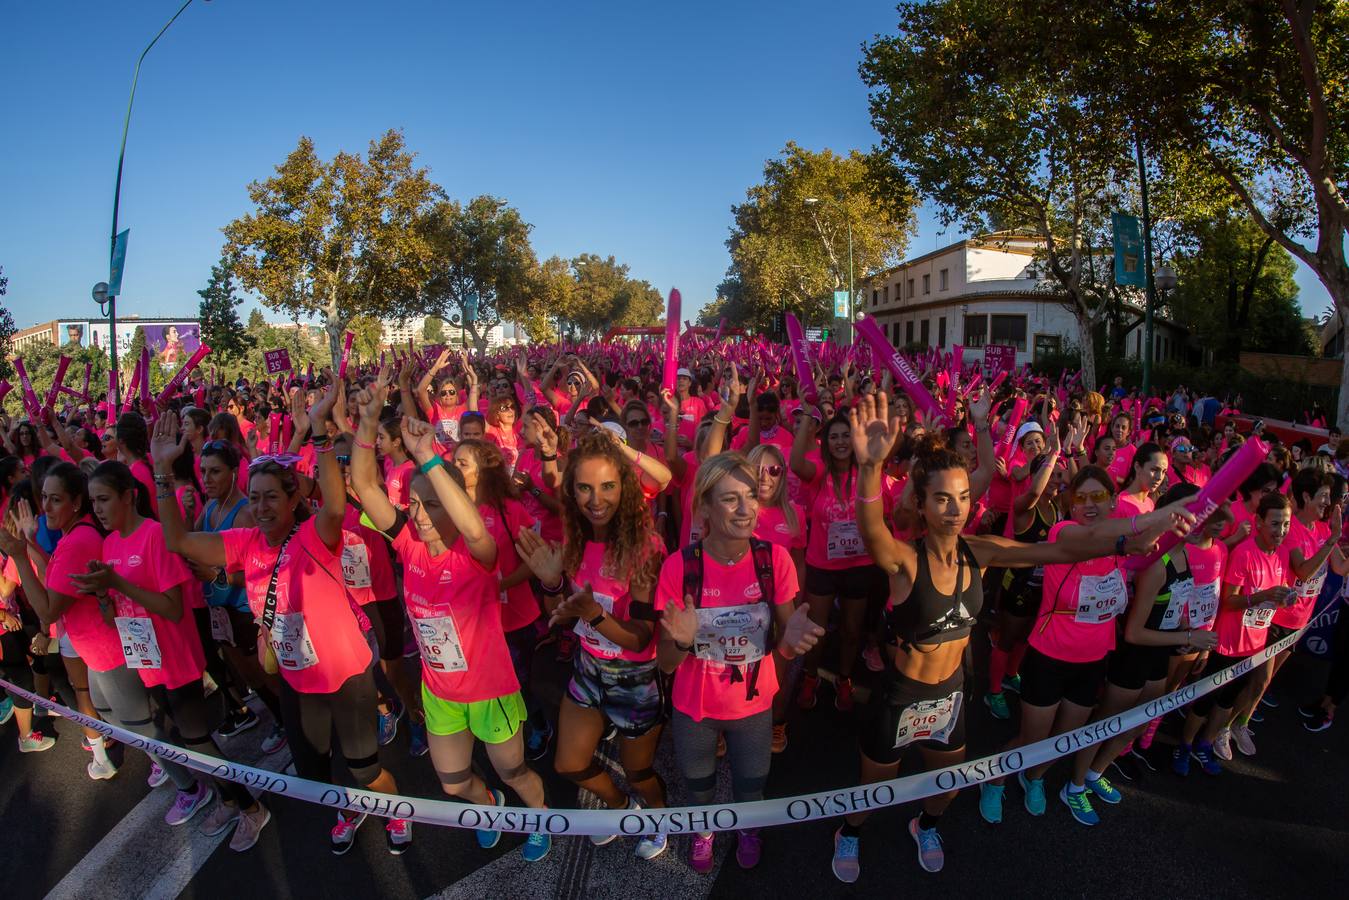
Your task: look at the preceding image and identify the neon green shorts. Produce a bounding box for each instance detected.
[421,684,526,744]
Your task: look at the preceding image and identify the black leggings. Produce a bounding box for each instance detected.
[151,679,254,808]
[279,658,382,785]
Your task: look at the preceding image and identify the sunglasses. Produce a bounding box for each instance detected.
[439,389,458,397]
[759,464,783,477]
[626,418,651,428]
[1073,489,1112,504]
[1173,446,1194,454]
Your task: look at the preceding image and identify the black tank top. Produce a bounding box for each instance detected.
[1001,503,1056,599]
[886,537,983,650]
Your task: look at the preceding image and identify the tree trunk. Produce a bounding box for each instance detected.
[1075,307,1097,390]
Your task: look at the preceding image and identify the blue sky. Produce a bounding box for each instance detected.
[0,0,1331,330]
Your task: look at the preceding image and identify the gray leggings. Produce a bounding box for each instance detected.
[87,664,197,791]
[671,708,773,807]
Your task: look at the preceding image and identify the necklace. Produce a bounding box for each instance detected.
[704,539,750,566]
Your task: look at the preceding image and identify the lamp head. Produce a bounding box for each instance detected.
[92,282,110,304]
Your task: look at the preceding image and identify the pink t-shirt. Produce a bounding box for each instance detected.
[392,522,517,703]
[130,459,159,517]
[221,518,372,694]
[104,520,204,689]
[654,542,798,722]
[673,451,704,545]
[1215,535,1288,656]
[1114,492,1155,518]
[1107,443,1137,486]
[486,424,523,473]
[1275,517,1329,629]
[515,447,563,542]
[732,424,794,456]
[384,459,414,509]
[676,394,710,443]
[53,520,125,672]
[1,555,21,616]
[481,498,540,633]
[1179,540,1226,631]
[340,505,397,604]
[803,468,895,571]
[753,503,807,550]
[1031,520,1130,663]
[571,539,664,663]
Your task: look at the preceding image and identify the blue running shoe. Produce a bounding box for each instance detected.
[522,832,551,862]
[1190,742,1222,776]
[478,789,505,849]
[1019,772,1046,816]
[1059,785,1099,826]
[1085,774,1121,805]
[978,783,1004,824]
[1172,745,1191,777]
[408,721,429,758]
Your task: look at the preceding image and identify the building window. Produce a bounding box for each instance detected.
[939,268,949,291]
[906,278,914,299]
[990,314,1028,351]
[920,318,930,345]
[1034,333,1061,361]
[905,320,915,345]
[872,289,878,307]
[963,314,988,347]
[922,274,931,295]
[884,285,890,304]
[938,316,947,348]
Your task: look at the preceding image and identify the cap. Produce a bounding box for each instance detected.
[598,420,629,444]
[1015,421,1044,443]
[676,367,693,380]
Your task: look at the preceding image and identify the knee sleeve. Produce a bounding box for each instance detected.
[496,761,534,782]
[347,752,384,786]
[730,772,769,801]
[557,759,606,783]
[684,771,717,795]
[624,767,659,785]
[436,766,476,789]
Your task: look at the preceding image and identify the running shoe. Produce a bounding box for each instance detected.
[480,789,506,849]
[1128,744,1159,774]
[1248,708,1264,724]
[735,829,762,869]
[1212,727,1233,761]
[1108,753,1140,783]
[1084,774,1121,805]
[524,721,553,761]
[797,673,820,710]
[1019,772,1046,816]
[331,811,367,855]
[217,707,259,738]
[831,827,860,883]
[1002,673,1023,695]
[635,833,668,861]
[1190,741,1222,775]
[1260,691,1279,708]
[260,723,287,755]
[378,703,404,747]
[18,730,56,753]
[522,832,551,862]
[0,697,13,725]
[1231,724,1257,757]
[1059,785,1099,826]
[689,833,715,874]
[408,721,429,758]
[87,758,118,781]
[385,818,413,855]
[862,643,884,673]
[908,817,944,872]
[1138,717,1161,751]
[1304,709,1334,733]
[148,761,170,788]
[230,806,271,852]
[978,783,1004,824]
[200,801,240,837]
[834,676,855,712]
[1298,703,1324,719]
[1171,745,1191,777]
[984,692,1010,720]
[165,782,214,826]
[771,722,788,754]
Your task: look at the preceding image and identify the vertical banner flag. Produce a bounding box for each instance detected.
[661,289,681,394]
[108,228,130,296]
[833,290,850,319]
[785,314,820,405]
[1111,212,1144,287]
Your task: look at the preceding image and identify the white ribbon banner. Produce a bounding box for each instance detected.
[0,616,1320,836]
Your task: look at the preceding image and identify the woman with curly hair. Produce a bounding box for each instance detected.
[515,429,670,861]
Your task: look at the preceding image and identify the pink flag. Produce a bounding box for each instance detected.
[661,289,682,394]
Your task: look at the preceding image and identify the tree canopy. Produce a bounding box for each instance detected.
[196,255,256,365]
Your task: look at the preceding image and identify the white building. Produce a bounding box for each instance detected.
[863,233,1189,366]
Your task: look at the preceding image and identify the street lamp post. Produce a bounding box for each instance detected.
[95,0,207,401]
[804,197,855,344]
[1136,132,1158,396]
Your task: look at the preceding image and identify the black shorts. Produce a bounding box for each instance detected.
[860,666,967,765]
[1192,651,1256,716]
[1107,641,1171,691]
[363,597,406,661]
[1268,623,1298,645]
[804,563,888,601]
[1020,645,1107,708]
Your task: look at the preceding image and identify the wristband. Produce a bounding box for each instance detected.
[1114,534,1127,557]
[588,612,606,628]
[714,416,733,426]
[539,579,565,595]
[858,491,883,504]
[354,436,375,450]
[1131,515,1141,536]
[418,456,445,475]
[314,443,336,454]
[674,640,694,653]
[541,452,558,462]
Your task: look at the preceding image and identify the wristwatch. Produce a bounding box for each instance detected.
[588,612,606,628]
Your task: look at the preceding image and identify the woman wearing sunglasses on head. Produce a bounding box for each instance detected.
[417,347,470,445]
[153,385,413,858]
[1168,436,1211,489]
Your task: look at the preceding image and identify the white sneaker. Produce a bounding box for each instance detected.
[1231,724,1257,756]
[1213,727,1234,761]
[590,797,636,846]
[88,757,119,781]
[635,833,668,860]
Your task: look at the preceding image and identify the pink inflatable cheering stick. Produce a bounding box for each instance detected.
[43,355,72,413]
[661,289,681,394]
[0,381,11,406]
[1123,435,1268,570]
[854,316,946,424]
[995,396,1029,465]
[13,357,42,419]
[154,344,212,407]
[714,317,727,341]
[338,331,355,380]
[79,362,92,403]
[784,314,820,405]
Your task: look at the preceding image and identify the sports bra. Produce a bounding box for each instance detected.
[885,537,983,651]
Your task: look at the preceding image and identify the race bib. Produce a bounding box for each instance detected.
[413,613,468,673]
[1074,569,1129,624]
[1242,603,1276,630]
[342,541,373,589]
[573,591,623,658]
[893,690,963,749]
[268,612,320,671]
[1185,580,1220,630]
[208,606,235,644]
[438,417,460,444]
[826,519,864,561]
[693,603,771,666]
[1159,579,1191,631]
[115,616,162,670]
[1296,561,1328,602]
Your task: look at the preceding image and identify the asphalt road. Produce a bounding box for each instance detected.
[3,635,1347,900]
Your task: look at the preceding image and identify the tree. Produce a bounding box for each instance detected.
[196,256,256,365]
[0,265,14,383]
[862,1,1138,387]
[349,315,384,364]
[222,130,442,366]
[420,195,538,354]
[522,256,573,343]
[422,316,445,344]
[723,142,916,330]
